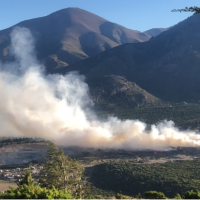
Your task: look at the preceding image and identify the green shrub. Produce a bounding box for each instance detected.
[144,191,168,199]
[0,184,72,199]
[183,190,200,199]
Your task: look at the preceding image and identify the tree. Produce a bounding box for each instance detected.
[144,191,168,199]
[39,143,85,198]
[173,193,182,199]
[172,6,200,14]
[18,170,35,186]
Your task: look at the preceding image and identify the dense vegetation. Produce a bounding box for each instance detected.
[91,159,200,198]
[96,103,200,129]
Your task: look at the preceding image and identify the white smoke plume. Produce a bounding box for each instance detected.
[0,27,200,150]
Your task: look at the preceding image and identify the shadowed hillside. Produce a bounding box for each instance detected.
[87,75,162,109]
[55,13,200,103]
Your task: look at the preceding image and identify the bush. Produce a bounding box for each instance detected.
[144,191,168,199]
[115,193,134,199]
[183,190,200,199]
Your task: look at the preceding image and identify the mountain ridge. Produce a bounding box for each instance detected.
[0,7,154,72]
[54,13,200,103]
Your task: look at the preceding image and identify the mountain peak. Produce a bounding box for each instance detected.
[0,7,150,70]
[49,7,108,23]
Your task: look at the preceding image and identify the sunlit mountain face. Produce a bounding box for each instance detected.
[0,7,155,73]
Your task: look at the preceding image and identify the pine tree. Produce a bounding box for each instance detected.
[172,6,200,14]
[18,170,35,186]
[39,143,85,198]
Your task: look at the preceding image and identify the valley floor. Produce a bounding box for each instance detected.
[0,142,200,197]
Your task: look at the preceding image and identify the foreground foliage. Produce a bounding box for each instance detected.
[0,170,72,199]
[183,190,200,199]
[172,6,200,14]
[0,185,72,199]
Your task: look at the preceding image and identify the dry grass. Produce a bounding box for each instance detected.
[0,180,17,191]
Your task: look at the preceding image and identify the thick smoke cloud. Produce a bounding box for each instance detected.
[0,27,200,150]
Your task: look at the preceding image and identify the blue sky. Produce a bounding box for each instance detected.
[0,0,199,32]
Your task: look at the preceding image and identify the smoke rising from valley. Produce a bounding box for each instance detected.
[0,27,200,150]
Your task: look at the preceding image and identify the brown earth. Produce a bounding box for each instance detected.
[0,180,17,191]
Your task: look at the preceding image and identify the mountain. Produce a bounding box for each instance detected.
[55,13,200,103]
[143,28,169,37]
[0,7,151,72]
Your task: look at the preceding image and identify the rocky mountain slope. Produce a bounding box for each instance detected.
[55,13,200,103]
[87,75,162,109]
[0,7,151,72]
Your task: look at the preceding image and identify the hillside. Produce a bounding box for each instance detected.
[91,160,200,198]
[0,7,151,72]
[55,13,200,103]
[87,75,162,109]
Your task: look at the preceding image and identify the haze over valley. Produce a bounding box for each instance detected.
[0,8,200,149]
[1,4,200,198]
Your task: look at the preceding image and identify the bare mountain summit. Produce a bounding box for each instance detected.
[0,7,151,72]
